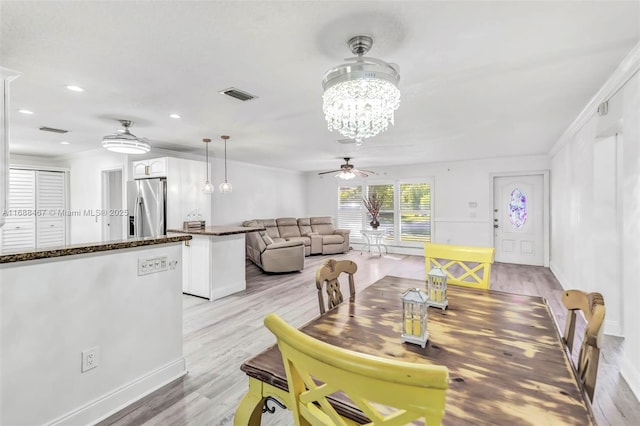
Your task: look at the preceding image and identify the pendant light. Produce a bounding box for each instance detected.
[202,138,214,194]
[219,135,232,193]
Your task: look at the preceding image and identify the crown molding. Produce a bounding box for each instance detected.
[549,40,640,157]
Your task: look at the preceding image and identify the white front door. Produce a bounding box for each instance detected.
[493,175,544,266]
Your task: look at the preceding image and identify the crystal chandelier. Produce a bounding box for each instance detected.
[322,35,400,145]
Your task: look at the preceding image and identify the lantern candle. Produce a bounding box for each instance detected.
[427,267,449,310]
[401,288,429,348]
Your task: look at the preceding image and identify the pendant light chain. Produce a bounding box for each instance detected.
[224,138,228,181]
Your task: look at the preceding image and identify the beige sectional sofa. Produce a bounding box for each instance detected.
[242,217,350,273]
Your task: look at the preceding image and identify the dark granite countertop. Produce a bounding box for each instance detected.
[0,235,192,264]
[167,225,265,236]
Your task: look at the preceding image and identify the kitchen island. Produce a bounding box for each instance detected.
[168,225,264,300]
[0,235,190,426]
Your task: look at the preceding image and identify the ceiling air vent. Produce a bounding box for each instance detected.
[218,87,258,102]
[39,126,69,134]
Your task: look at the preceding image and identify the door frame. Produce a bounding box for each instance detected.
[101,167,125,241]
[489,170,550,267]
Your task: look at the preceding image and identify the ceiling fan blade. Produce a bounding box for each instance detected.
[355,168,375,175]
[354,170,369,177]
[318,169,342,175]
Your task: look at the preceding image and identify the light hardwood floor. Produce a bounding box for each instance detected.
[101,252,640,426]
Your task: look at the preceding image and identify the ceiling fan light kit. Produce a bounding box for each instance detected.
[101,120,150,154]
[318,157,375,180]
[219,135,232,193]
[322,35,400,145]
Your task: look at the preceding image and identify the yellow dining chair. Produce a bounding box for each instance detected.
[562,290,605,402]
[315,259,358,315]
[264,313,449,425]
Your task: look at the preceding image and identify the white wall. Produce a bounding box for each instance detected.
[0,243,185,425]
[64,149,128,244]
[209,157,306,225]
[550,71,640,399]
[620,72,640,399]
[305,155,550,251]
[9,153,68,169]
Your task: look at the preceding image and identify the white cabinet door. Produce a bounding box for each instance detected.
[132,158,167,179]
[182,240,192,294]
[36,171,66,249]
[182,235,211,299]
[1,169,36,252]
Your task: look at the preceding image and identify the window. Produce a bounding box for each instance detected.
[338,180,432,247]
[338,186,363,240]
[367,184,395,240]
[399,183,431,243]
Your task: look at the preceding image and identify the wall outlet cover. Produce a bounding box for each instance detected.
[81,347,99,372]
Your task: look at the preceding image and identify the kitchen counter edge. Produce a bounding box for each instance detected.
[0,235,192,264]
[167,226,265,236]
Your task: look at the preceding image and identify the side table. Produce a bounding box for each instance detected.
[361,229,388,256]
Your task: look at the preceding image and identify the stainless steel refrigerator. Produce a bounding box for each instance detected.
[127,178,167,238]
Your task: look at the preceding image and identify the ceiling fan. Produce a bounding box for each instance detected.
[318,157,375,180]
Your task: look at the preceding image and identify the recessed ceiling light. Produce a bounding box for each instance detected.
[18,109,34,114]
[169,113,181,119]
[60,141,70,145]
[66,85,84,92]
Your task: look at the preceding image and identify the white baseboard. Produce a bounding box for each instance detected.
[48,357,187,426]
[620,354,640,402]
[212,280,246,300]
[549,261,570,290]
[351,243,423,256]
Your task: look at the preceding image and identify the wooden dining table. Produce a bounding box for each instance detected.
[234,275,595,425]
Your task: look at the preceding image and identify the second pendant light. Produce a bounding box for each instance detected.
[219,135,232,193]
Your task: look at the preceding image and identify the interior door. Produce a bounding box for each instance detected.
[493,175,544,265]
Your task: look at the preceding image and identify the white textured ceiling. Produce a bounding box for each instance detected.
[1,1,639,172]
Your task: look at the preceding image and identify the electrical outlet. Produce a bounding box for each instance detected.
[138,256,169,275]
[81,347,99,372]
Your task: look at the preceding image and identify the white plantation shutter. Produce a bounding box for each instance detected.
[338,186,363,240]
[0,169,66,252]
[36,171,66,249]
[1,169,36,252]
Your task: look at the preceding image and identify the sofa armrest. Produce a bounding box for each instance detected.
[266,240,304,250]
[334,228,350,237]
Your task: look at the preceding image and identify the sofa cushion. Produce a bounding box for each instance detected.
[259,231,274,246]
[287,236,311,246]
[243,220,260,227]
[297,218,313,236]
[259,219,281,239]
[322,234,344,245]
[311,216,336,235]
[277,217,302,238]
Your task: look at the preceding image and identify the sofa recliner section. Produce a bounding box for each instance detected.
[242,216,350,273]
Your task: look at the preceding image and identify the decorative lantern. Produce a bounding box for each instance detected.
[427,267,448,310]
[401,288,429,348]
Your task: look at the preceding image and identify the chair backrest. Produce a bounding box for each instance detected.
[315,259,357,315]
[562,290,605,402]
[423,243,495,290]
[264,313,449,425]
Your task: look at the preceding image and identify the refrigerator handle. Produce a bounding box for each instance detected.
[135,196,143,238]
